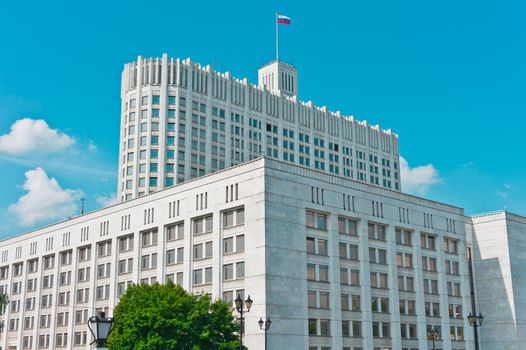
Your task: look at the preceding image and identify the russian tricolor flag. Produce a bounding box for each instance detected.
[277,15,291,25]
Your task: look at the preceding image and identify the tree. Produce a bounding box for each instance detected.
[108,282,240,350]
[0,293,8,332]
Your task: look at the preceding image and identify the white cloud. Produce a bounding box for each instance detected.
[95,193,118,207]
[0,118,75,155]
[400,156,440,195]
[88,140,97,153]
[9,168,84,226]
[496,190,508,198]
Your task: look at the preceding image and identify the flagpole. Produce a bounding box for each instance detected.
[275,12,279,61]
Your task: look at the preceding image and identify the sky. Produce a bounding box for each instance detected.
[0,0,524,238]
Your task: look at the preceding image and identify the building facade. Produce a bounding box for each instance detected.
[117,55,400,202]
[0,158,473,350]
[466,211,526,350]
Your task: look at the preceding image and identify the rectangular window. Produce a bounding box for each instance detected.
[193,215,213,235]
[223,208,245,228]
[306,210,327,230]
[338,217,358,235]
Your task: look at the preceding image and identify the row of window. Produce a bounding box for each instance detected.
[306,211,460,254]
[307,319,464,341]
[1,209,246,280]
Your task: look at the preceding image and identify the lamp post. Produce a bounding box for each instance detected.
[467,247,484,350]
[258,317,272,350]
[427,326,439,350]
[467,312,484,350]
[87,311,114,349]
[235,294,253,350]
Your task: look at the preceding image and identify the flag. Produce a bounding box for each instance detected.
[277,15,291,25]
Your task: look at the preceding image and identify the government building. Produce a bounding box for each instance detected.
[0,55,523,350]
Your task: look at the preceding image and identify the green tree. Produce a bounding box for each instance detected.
[0,293,8,332]
[108,282,240,350]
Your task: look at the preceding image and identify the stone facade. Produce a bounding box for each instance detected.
[0,158,475,350]
[467,211,526,350]
[117,55,400,202]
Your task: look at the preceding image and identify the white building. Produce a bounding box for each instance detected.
[466,211,526,350]
[117,55,400,202]
[0,158,474,350]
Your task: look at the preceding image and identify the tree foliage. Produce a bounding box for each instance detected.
[108,282,240,350]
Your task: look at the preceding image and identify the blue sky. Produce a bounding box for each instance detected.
[0,0,524,237]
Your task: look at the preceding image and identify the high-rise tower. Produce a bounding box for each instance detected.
[258,59,298,97]
[118,54,400,202]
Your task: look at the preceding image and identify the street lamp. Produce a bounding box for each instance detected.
[258,317,272,350]
[427,326,440,350]
[235,294,253,350]
[467,312,484,350]
[87,311,114,349]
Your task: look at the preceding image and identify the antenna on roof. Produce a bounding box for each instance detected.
[80,197,85,215]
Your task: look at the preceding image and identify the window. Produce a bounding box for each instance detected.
[338,217,358,235]
[319,319,330,336]
[77,267,90,282]
[223,207,244,228]
[59,271,71,285]
[97,263,111,279]
[451,326,464,340]
[308,319,317,335]
[369,248,386,264]
[307,264,316,281]
[370,272,388,288]
[78,246,91,262]
[424,301,440,317]
[58,292,70,306]
[448,303,462,319]
[56,333,68,347]
[193,215,213,235]
[43,255,55,270]
[307,237,329,255]
[141,253,157,270]
[444,238,458,254]
[60,251,72,266]
[193,268,211,285]
[42,275,54,288]
[27,259,38,273]
[372,321,390,338]
[447,281,462,296]
[371,296,389,313]
[142,229,158,247]
[224,235,244,254]
[236,262,245,278]
[399,299,416,315]
[422,256,437,272]
[74,331,87,346]
[166,222,184,241]
[400,323,417,339]
[306,210,327,230]
[424,278,439,294]
[398,275,414,292]
[98,241,112,257]
[119,235,134,252]
[308,291,316,308]
[395,228,412,246]
[40,314,51,328]
[426,325,442,339]
[368,223,386,241]
[319,265,329,282]
[396,252,413,268]
[421,233,436,250]
[118,258,133,274]
[445,260,460,275]
[223,264,234,281]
